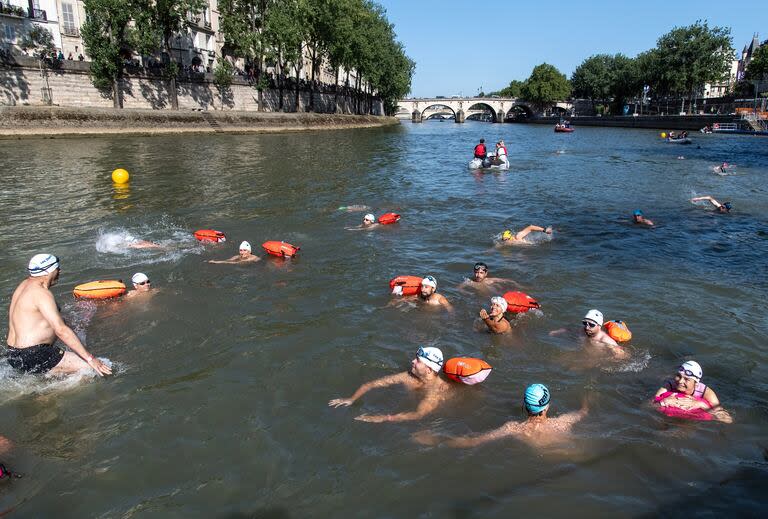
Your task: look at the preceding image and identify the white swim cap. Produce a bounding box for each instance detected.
[239,241,252,252]
[491,296,508,313]
[417,346,444,373]
[132,272,149,284]
[421,275,437,289]
[583,309,604,326]
[363,213,375,223]
[679,360,703,381]
[28,254,59,277]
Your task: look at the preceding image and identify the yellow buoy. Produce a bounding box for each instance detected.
[660,132,667,139]
[112,168,130,184]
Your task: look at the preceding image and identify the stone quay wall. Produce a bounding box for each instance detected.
[514,115,741,131]
[0,56,382,115]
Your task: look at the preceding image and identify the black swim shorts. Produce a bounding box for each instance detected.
[6,344,65,374]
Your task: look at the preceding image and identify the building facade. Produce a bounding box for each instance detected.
[0,0,62,56]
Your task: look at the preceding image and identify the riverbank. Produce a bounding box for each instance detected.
[513,114,741,131]
[0,106,398,139]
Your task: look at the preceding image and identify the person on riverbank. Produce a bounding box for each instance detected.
[549,309,628,359]
[632,209,654,227]
[208,241,261,264]
[653,360,732,423]
[125,272,154,299]
[461,262,516,290]
[6,254,112,376]
[691,196,732,213]
[497,225,552,246]
[479,296,511,334]
[473,138,487,159]
[328,347,453,423]
[419,276,453,310]
[414,383,588,448]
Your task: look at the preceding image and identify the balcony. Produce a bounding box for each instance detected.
[61,26,80,38]
[29,8,46,21]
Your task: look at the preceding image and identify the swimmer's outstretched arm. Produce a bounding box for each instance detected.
[208,255,243,264]
[691,196,721,208]
[356,397,439,423]
[328,372,409,408]
[128,240,164,249]
[444,422,518,447]
[515,225,551,241]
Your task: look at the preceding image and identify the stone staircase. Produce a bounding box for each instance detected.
[200,111,223,133]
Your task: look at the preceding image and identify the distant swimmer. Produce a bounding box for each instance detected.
[653,361,732,423]
[691,196,732,213]
[419,276,453,310]
[497,225,552,246]
[632,209,654,227]
[124,272,154,299]
[479,296,511,334]
[461,262,517,290]
[208,241,261,264]
[414,383,588,448]
[550,309,628,359]
[347,213,379,231]
[719,162,729,173]
[338,205,370,212]
[128,239,163,249]
[6,254,112,376]
[328,347,453,423]
[473,138,487,159]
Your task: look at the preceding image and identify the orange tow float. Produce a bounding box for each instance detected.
[502,291,541,313]
[443,357,492,385]
[389,275,422,296]
[262,241,300,258]
[194,229,226,243]
[604,320,632,342]
[73,280,126,300]
[378,213,401,225]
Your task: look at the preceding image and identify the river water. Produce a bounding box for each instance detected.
[0,122,767,517]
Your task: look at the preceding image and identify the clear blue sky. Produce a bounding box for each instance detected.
[377,0,767,97]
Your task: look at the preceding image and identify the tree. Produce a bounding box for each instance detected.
[20,25,56,60]
[652,21,733,113]
[81,0,144,108]
[608,54,640,113]
[745,42,768,81]
[135,0,206,110]
[496,79,524,98]
[571,54,611,113]
[263,0,303,111]
[520,63,571,113]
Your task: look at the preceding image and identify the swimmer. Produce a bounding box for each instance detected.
[414,383,588,448]
[347,213,379,231]
[653,361,732,423]
[128,239,163,249]
[338,204,370,212]
[479,296,511,334]
[124,272,154,299]
[6,254,112,376]
[549,309,628,359]
[691,196,732,213]
[632,209,654,227]
[461,262,517,290]
[497,225,552,246]
[208,241,261,264]
[328,347,454,422]
[719,162,729,173]
[418,276,453,310]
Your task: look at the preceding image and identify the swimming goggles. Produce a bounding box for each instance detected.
[677,367,700,380]
[581,320,598,328]
[417,347,443,367]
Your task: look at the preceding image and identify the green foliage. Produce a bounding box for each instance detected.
[745,42,768,80]
[20,25,56,60]
[494,80,524,98]
[520,63,571,109]
[213,59,234,88]
[571,54,612,101]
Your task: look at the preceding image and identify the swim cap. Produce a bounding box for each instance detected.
[421,275,437,289]
[723,202,732,211]
[417,346,444,373]
[679,360,703,381]
[131,272,149,284]
[239,241,252,252]
[490,296,508,313]
[633,209,643,216]
[583,309,604,326]
[502,230,513,240]
[363,213,375,223]
[28,254,59,277]
[524,383,551,414]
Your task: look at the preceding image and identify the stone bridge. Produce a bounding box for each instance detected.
[396,97,572,123]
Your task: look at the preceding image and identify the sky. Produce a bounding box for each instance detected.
[377,0,767,98]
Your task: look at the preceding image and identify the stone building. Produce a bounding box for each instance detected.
[0,0,62,55]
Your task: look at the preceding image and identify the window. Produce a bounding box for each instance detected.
[4,25,16,43]
[61,3,77,33]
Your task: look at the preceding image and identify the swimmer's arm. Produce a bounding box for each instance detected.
[691,196,721,208]
[361,397,439,423]
[548,328,568,336]
[514,225,549,241]
[445,422,516,448]
[702,387,721,409]
[608,343,629,359]
[481,313,510,334]
[486,277,521,287]
[129,240,163,249]
[208,255,241,264]
[38,292,111,376]
[329,372,409,407]
[438,295,454,312]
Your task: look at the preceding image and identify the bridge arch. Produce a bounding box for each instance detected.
[505,103,534,120]
[421,103,457,120]
[466,102,499,122]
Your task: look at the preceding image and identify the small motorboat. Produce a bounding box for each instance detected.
[554,124,574,133]
[667,137,692,144]
[468,155,510,170]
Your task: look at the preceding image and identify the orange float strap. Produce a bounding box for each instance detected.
[604,320,632,342]
[73,280,126,300]
[502,291,541,313]
[443,357,493,385]
[389,275,422,296]
[378,212,401,225]
[262,241,300,258]
[194,229,226,243]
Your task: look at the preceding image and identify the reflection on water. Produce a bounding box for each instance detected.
[0,124,767,516]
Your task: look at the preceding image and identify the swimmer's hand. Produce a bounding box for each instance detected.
[412,430,442,446]
[548,328,567,336]
[88,357,112,376]
[328,398,354,408]
[479,309,490,320]
[545,226,553,234]
[354,414,388,423]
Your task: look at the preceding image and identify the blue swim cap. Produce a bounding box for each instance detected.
[524,383,551,414]
[633,209,643,216]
